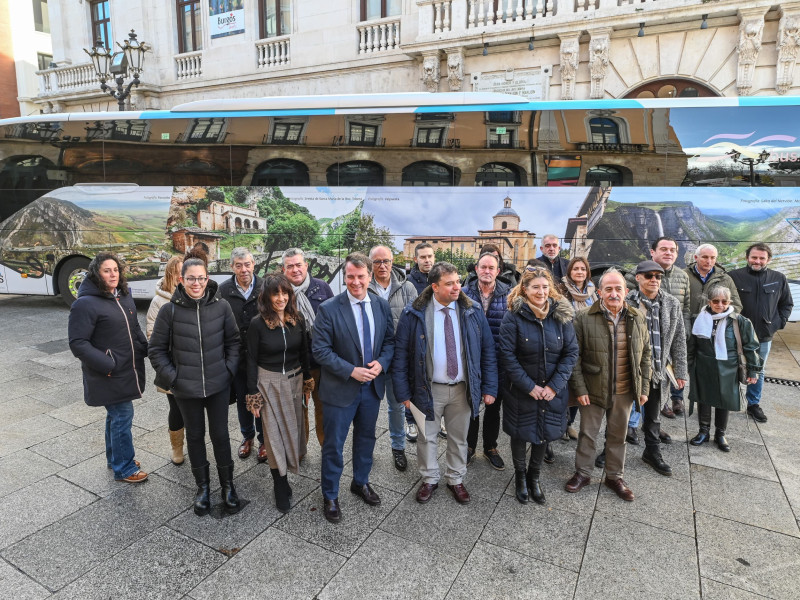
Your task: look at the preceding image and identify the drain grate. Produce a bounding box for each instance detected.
[765,377,800,387]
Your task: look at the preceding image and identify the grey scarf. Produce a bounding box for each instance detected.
[632,290,663,384]
[292,274,315,332]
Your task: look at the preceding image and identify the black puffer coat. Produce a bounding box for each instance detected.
[499,296,578,444]
[218,274,262,372]
[68,277,148,407]
[148,279,240,400]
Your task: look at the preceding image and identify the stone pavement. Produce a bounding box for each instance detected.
[1,294,799,600]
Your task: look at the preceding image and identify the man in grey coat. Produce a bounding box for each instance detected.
[626,261,688,477]
[368,245,418,471]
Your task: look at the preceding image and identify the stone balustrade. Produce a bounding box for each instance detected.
[357,17,401,54]
[36,63,99,95]
[175,51,203,80]
[256,36,291,68]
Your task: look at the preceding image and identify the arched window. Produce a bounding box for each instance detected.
[501,221,507,229]
[585,165,633,187]
[252,220,259,229]
[326,161,384,186]
[401,161,460,186]
[589,118,619,144]
[244,219,251,229]
[625,78,719,99]
[251,159,309,186]
[475,163,525,186]
[235,217,243,228]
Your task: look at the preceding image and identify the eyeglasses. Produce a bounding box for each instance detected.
[641,273,663,280]
[710,299,730,305]
[185,276,208,284]
[372,259,392,266]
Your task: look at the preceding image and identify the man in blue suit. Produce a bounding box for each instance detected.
[312,252,395,523]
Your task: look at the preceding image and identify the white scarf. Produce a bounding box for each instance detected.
[692,305,734,360]
[292,273,315,332]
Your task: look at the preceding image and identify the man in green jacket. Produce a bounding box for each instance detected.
[685,243,742,321]
[566,269,651,502]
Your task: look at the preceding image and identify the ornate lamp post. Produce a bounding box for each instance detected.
[726,148,771,186]
[84,29,149,111]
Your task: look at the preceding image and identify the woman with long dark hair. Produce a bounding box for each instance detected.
[68,252,149,483]
[246,273,313,513]
[149,250,242,515]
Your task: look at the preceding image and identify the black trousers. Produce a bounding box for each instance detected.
[175,389,232,469]
[166,393,184,431]
[467,391,502,451]
[698,403,729,432]
[509,438,547,473]
[642,383,662,450]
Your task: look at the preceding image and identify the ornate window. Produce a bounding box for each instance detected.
[361,0,401,20]
[266,118,307,145]
[476,163,525,186]
[327,161,384,186]
[251,159,309,186]
[260,0,291,38]
[585,165,632,187]
[589,118,619,144]
[90,1,112,49]
[180,118,227,143]
[486,112,522,149]
[177,0,202,53]
[625,79,719,99]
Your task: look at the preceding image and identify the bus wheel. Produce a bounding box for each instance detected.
[58,257,90,306]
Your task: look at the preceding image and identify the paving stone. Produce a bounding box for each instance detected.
[380,484,495,561]
[30,350,80,370]
[364,431,422,495]
[480,495,591,572]
[0,476,97,550]
[692,464,799,537]
[0,374,64,402]
[447,540,577,600]
[0,347,48,368]
[189,528,344,600]
[574,513,699,600]
[700,578,772,599]
[50,527,227,600]
[58,449,169,498]
[1,474,190,590]
[155,438,259,492]
[0,396,57,427]
[28,421,109,468]
[26,382,86,408]
[689,439,778,482]
[37,365,84,385]
[46,402,106,428]
[130,398,171,432]
[622,434,693,482]
[697,512,800,599]
[276,478,401,558]
[0,449,63,499]
[0,414,75,458]
[0,557,51,600]
[319,529,463,600]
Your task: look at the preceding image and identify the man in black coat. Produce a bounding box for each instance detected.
[407,242,435,294]
[537,234,569,281]
[219,248,264,461]
[729,243,794,423]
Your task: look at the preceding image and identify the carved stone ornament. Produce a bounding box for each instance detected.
[588,32,610,100]
[559,36,580,101]
[777,10,800,95]
[446,49,464,91]
[736,13,765,96]
[421,53,441,93]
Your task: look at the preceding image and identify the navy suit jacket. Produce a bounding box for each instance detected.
[312,291,395,407]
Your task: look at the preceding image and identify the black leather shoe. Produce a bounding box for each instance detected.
[595,449,606,468]
[690,428,710,446]
[466,447,475,466]
[659,429,673,444]
[323,498,341,523]
[642,450,673,476]
[543,443,555,464]
[747,404,768,423]
[714,432,731,452]
[392,449,407,471]
[349,482,381,506]
[626,426,639,445]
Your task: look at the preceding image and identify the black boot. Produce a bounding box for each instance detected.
[528,467,546,505]
[544,442,555,464]
[217,464,241,514]
[714,429,730,452]
[690,426,710,446]
[514,470,529,504]
[191,463,211,516]
[271,468,291,513]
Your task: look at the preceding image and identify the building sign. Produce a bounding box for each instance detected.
[471,68,550,100]
[209,0,245,39]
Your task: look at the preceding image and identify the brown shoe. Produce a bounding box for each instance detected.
[565,472,591,493]
[257,443,268,463]
[604,477,634,502]
[660,401,675,419]
[672,398,685,416]
[415,482,438,504]
[238,438,253,459]
[117,470,148,483]
[446,483,471,504]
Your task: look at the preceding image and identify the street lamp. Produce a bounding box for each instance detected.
[84,29,149,111]
[726,148,771,186]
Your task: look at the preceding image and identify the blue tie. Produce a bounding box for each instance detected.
[359,301,373,366]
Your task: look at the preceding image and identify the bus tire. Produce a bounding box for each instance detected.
[58,257,90,306]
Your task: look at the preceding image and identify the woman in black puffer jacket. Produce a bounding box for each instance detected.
[149,253,241,516]
[68,252,148,484]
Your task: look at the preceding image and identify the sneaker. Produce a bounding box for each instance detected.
[405,423,418,443]
[438,418,448,439]
[484,448,505,470]
[747,404,768,423]
[466,447,475,466]
[117,470,148,483]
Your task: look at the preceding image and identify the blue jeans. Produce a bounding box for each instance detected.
[746,340,772,406]
[385,377,405,451]
[232,368,263,443]
[105,401,137,480]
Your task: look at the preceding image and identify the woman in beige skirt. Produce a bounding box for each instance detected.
[246,273,313,513]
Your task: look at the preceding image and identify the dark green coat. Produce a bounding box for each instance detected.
[687,312,761,413]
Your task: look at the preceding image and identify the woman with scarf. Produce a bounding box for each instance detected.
[246,273,313,513]
[688,285,761,452]
[557,257,597,440]
[499,267,578,505]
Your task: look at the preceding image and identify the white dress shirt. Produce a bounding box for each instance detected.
[347,290,375,361]
[432,297,464,383]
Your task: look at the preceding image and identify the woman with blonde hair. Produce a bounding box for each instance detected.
[499,267,578,504]
[146,256,185,465]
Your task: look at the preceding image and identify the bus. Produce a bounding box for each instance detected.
[0,92,798,318]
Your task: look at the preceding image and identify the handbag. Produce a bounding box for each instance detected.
[729,315,748,386]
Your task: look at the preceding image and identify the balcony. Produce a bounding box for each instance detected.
[256,36,290,69]
[37,63,100,95]
[357,17,402,54]
[175,51,203,80]
[262,134,306,145]
[576,142,647,153]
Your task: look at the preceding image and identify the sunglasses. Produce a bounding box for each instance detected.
[641,273,663,280]
[710,299,730,305]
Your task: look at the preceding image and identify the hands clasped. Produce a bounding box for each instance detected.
[351,361,383,383]
[530,385,556,401]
